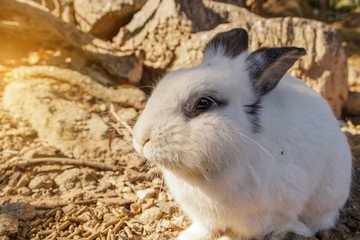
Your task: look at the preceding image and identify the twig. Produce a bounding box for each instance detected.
[32,200,98,210]
[109,104,134,136]
[16,157,123,171]
[1,149,19,155]
[32,197,133,210]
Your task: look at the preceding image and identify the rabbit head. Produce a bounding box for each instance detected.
[133,28,305,178]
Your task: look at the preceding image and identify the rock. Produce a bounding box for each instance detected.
[171,215,186,229]
[54,168,80,189]
[74,0,147,40]
[54,168,98,189]
[8,172,21,187]
[125,168,146,183]
[0,214,19,236]
[122,186,133,193]
[2,80,124,159]
[99,103,107,112]
[158,192,168,202]
[139,207,162,223]
[117,0,347,117]
[16,174,30,188]
[136,188,156,199]
[3,185,13,195]
[28,175,53,189]
[142,198,155,211]
[157,202,176,215]
[1,202,36,221]
[130,202,141,213]
[17,187,32,196]
[160,219,172,229]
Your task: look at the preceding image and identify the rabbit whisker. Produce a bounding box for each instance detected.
[232,130,275,161]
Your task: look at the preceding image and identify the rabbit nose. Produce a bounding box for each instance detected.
[141,138,150,147]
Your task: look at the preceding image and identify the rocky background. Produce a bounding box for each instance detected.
[0,0,360,239]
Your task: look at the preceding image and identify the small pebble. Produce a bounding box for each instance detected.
[157,202,176,215]
[136,188,156,199]
[16,174,30,188]
[1,202,36,221]
[139,207,162,223]
[3,185,13,195]
[0,214,19,235]
[28,175,53,189]
[171,215,186,229]
[142,198,155,211]
[99,104,107,112]
[158,192,167,201]
[122,186,132,193]
[17,187,32,196]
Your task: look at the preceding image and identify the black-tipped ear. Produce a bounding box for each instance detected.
[247,47,306,96]
[204,28,248,58]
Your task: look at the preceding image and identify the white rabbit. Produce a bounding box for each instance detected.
[132,28,352,240]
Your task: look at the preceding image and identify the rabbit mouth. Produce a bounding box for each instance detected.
[143,144,178,167]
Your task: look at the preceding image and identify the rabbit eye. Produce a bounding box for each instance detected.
[184,95,226,118]
[194,97,213,111]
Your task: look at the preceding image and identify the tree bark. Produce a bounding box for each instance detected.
[0,0,144,83]
[10,66,147,109]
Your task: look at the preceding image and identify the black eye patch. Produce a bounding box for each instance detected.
[244,100,262,133]
[183,94,227,118]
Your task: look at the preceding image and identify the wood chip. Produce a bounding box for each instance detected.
[37,230,54,236]
[83,225,95,233]
[74,206,88,216]
[124,226,133,238]
[113,220,124,233]
[86,230,100,240]
[45,207,60,217]
[106,229,114,240]
[21,226,29,237]
[66,229,80,238]
[101,225,113,235]
[42,217,53,228]
[55,209,62,221]
[58,221,71,231]
[65,216,87,223]
[104,217,122,227]
[30,218,42,227]
[44,231,57,240]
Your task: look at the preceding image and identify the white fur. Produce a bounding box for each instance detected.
[133,50,352,239]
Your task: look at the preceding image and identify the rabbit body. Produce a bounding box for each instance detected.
[133,29,352,240]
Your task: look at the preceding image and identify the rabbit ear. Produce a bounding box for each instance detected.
[204,28,248,58]
[247,47,306,96]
